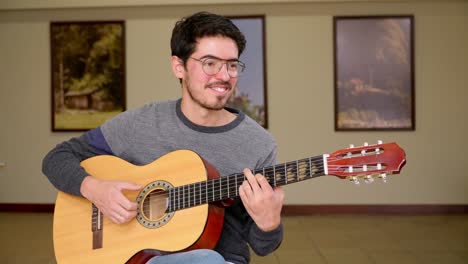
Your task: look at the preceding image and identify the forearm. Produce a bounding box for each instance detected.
[42,134,104,196]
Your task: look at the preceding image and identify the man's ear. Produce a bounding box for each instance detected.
[171,56,185,79]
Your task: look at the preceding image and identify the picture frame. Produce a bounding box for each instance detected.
[50,21,126,132]
[228,15,268,128]
[333,15,415,131]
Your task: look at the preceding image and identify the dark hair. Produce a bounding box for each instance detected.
[171,11,246,65]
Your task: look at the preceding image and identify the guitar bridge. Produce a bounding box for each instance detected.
[92,204,103,249]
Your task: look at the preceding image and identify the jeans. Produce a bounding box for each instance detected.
[146,249,226,264]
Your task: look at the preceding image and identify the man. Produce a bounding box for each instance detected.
[43,11,284,264]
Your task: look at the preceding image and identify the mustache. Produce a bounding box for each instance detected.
[205,81,232,89]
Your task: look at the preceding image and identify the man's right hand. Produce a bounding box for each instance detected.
[80,176,142,224]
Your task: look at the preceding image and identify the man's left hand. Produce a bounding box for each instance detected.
[239,168,285,232]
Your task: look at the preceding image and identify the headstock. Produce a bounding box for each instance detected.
[326,141,406,184]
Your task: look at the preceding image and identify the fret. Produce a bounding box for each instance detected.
[192,183,195,207]
[273,165,276,186]
[205,180,208,204]
[199,182,202,206]
[227,176,230,198]
[296,160,299,182]
[172,188,177,212]
[168,188,172,212]
[177,186,180,210]
[219,178,222,201]
[309,157,312,179]
[175,188,177,211]
[285,163,288,184]
[235,174,238,196]
[187,185,191,207]
[212,179,215,203]
[184,185,187,209]
[191,183,194,207]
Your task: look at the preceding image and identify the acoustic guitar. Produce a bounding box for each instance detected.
[53,141,406,263]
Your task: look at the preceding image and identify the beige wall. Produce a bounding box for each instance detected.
[0,1,467,204]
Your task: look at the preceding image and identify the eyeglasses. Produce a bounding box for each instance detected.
[190,57,246,78]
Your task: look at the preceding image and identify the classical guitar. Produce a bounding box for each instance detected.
[53,141,406,263]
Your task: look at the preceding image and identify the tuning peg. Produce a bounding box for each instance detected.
[364,175,374,184]
[378,173,387,183]
[362,143,369,155]
[376,140,383,154]
[349,176,360,185]
[349,144,354,148]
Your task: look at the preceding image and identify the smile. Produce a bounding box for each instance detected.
[206,82,231,94]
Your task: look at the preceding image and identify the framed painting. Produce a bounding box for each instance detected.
[228,15,268,128]
[334,15,415,131]
[50,21,126,131]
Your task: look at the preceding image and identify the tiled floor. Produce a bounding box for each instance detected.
[0,212,467,263]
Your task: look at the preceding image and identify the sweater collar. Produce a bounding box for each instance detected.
[175,99,245,133]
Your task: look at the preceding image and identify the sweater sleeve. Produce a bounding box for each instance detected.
[41,127,113,197]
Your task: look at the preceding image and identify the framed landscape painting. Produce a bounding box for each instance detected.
[50,21,126,131]
[229,15,268,128]
[334,16,415,131]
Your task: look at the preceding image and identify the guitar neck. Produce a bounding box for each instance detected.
[167,155,326,212]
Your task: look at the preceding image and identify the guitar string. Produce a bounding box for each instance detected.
[140,156,387,212]
[140,162,384,212]
[140,160,324,212]
[141,166,377,212]
[146,156,325,198]
[140,161,384,212]
[139,144,390,214]
[142,153,381,206]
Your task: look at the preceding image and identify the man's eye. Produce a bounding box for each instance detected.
[204,59,218,67]
[228,63,239,70]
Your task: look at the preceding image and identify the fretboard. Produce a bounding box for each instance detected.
[167,155,325,212]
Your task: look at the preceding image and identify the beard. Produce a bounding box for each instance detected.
[184,78,233,111]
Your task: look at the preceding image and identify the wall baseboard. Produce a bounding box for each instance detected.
[0,203,55,212]
[1,203,467,214]
[281,204,468,215]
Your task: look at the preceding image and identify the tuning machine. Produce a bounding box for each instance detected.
[364,175,374,184]
[378,173,387,183]
[349,176,360,185]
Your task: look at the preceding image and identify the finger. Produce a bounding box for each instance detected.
[109,211,124,224]
[113,207,136,224]
[274,186,285,202]
[238,185,253,212]
[240,180,253,198]
[243,168,262,194]
[118,182,142,191]
[115,182,139,211]
[255,174,272,191]
[117,195,138,211]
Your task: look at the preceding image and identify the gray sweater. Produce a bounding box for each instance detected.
[43,99,283,264]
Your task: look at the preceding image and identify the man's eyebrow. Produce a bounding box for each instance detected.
[199,55,239,61]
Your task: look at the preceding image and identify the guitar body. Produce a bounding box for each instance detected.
[53,150,224,264]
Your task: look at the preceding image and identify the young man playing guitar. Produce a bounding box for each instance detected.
[43,11,284,264]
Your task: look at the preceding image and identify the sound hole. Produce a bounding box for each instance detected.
[141,189,168,221]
